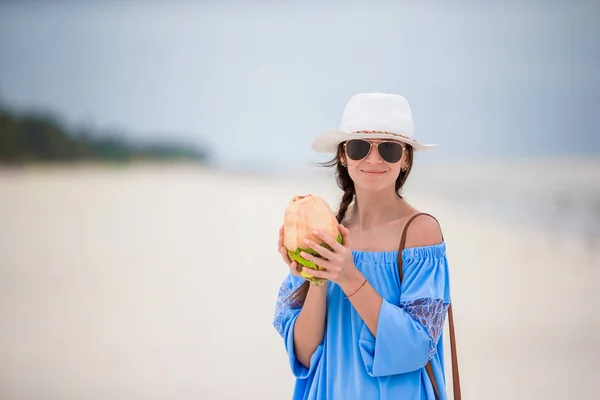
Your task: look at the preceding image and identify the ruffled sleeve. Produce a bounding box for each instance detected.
[273,274,324,379]
[358,243,451,377]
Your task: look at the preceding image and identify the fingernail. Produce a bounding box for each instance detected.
[312,230,319,235]
[304,239,310,245]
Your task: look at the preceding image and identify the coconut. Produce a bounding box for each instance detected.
[282,194,342,284]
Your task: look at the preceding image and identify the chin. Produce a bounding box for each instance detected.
[355,179,394,192]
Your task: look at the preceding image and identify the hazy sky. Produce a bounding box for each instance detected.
[1,1,599,171]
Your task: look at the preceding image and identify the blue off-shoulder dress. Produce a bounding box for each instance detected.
[273,242,451,400]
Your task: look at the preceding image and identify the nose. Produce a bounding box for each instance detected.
[365,143,383,163]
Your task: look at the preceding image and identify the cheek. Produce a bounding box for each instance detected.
[347,160,359,171]
[346,163,364,182]
[386,164,403,183]
[346,164,358,178]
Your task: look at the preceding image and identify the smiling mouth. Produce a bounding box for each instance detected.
[362,170,386,175]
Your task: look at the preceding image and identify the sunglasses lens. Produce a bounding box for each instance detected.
[346,139,371,160]
[377,142,403,163]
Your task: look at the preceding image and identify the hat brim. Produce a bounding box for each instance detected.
[311,130,438,153]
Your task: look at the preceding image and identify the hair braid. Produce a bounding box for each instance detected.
[335,164,355,223]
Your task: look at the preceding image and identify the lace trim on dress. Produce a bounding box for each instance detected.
[273,282,292,337]
[400,298,449,360]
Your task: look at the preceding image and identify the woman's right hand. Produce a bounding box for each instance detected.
[279,225,302,277]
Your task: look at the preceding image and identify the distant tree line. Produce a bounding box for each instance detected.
[0,102,211,165]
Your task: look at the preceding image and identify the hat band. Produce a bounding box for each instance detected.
[352,130,415,142]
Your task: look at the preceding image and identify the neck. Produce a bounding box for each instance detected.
[350,185,404,230]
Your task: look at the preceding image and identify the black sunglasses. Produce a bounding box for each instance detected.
[344,139,404,163]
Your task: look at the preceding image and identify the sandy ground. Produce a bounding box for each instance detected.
[0,163,598,399]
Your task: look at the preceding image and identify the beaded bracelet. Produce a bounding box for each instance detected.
[345,278,368,299]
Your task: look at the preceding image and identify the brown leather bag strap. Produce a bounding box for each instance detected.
[398,213,461,400]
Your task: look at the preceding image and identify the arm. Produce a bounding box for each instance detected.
[292,282,328,368]
[273,274,328,377]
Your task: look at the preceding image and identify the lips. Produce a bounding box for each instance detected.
[362,170,386,175]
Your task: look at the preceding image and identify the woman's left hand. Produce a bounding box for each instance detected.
[300,224,362,288]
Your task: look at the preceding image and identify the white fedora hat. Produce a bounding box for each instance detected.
[312,92,438,153]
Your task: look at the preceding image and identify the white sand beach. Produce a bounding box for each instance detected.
[0,161,599,399]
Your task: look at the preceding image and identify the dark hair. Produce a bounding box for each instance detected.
[287,142,414,308]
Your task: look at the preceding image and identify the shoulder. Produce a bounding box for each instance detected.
[403,213,444,249]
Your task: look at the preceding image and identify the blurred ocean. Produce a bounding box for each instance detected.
[410,159,600,240]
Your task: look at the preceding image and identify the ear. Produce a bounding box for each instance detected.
[400,151,409,170]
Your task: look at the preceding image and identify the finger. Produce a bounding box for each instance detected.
[338,224,351,248]
[302,267,329,280]
[299,250,330,269]
[312,229,344,253]
[303,238,335,260]
[280,246,292,265]
[290,261,301,276]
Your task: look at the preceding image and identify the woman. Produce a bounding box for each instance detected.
[273,93,458,400]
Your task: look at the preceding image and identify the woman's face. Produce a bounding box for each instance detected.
[341,139,407,191]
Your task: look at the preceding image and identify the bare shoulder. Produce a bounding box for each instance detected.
[404,213,444,248]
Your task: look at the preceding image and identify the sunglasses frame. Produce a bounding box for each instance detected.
[343,139,406,164]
